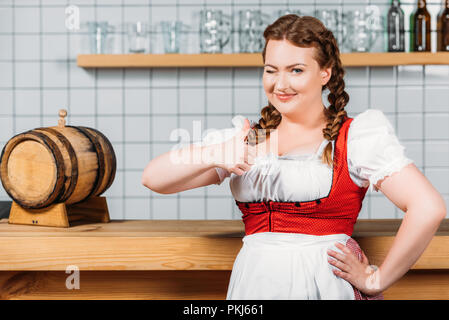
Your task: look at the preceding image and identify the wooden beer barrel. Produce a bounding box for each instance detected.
[0,110,116,209]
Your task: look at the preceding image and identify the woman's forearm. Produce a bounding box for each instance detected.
[141,143,219,194]
[377,206,446,292]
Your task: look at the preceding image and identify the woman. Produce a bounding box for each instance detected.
[142,15,446,299]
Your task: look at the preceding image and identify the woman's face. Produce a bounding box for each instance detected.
[262,39,331,115]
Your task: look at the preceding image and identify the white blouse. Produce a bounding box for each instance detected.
[195,109,414,201]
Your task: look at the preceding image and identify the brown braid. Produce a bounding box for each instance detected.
[249,14,349,167]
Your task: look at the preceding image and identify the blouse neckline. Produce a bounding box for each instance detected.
[283,138,329,156]
[264,138,330,159]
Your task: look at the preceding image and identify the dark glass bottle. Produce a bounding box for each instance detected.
[437,0,449,51]
[410,0,431,52]
[387,0,405,51]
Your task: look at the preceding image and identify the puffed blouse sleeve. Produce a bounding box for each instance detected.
[193,115,247,185]
[347,109,415,193]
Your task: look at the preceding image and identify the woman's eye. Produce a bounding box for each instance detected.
[265,70,275,74]
[292,68,303,74]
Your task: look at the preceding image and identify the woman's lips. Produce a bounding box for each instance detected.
[276,93,296,102]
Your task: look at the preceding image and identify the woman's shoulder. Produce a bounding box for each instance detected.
[345,109,414,192]
[347,109,395,141]
[348,108,392,129]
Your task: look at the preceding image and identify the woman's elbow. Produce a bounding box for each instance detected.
[141,167,157,192]
[141,171,153,190]
[141,168,171,194]
[436,200,447,220]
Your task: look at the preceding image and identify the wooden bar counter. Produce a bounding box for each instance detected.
[1,218,449,300]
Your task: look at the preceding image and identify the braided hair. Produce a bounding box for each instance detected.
[248,14,349,167]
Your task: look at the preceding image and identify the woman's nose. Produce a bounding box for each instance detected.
[274,73,289,91]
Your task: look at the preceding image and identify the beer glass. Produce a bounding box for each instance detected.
[87,21,111,54]
[239,10,269,53]
[160,21,183,53]
[127,21,149,53]
[199,9,231,53]
[342,6,383,52]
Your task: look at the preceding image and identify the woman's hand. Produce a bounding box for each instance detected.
[212,118,257,176]
[327,242,383,296]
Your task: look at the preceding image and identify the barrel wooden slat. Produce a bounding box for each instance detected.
[48,126,99,204]
[0,125,116,209]
[34,127,78,203]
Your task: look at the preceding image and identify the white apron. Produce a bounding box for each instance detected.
[226,232,356,300]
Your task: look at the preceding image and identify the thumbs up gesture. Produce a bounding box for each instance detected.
[212,118,257,176]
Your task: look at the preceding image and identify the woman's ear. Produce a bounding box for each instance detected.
[320,67,332,86]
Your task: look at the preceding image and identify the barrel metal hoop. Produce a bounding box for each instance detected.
[35,127,79,203]
[79,126,116,195]
[69,126,105,200]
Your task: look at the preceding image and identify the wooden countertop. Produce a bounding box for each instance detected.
[1,218,449,271]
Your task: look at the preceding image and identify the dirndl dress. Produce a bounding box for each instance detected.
[197,109,414,300]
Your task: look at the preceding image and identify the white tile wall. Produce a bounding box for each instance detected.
[0,8,13,33]
[179,88,206,114]
[15,89,40,115]
[42,35,67,60]
[42,89,68,115]
[15,35,40,60]
[152,197,178,220]
[98,88,123,114]
[124,69,151,88]
[15,62,40,88]
[69,88,96,115]
[0,91,13,115]
[0,0,448,221]
[370,87,396,112]
[398,87,423,113]
[0,35,12,60]
[43,62,68,88]
[152,88,178,114]
[69,62,96,88]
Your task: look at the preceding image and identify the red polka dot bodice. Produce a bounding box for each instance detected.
[235,116,369,237]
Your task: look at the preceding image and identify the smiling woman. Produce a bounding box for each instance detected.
[219,14,445,301]
[141,13,446,301]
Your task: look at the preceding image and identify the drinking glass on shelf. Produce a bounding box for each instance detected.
[87,21,111,54]
[160,21,186,53]
[342,5,383,52]
[238,9,270,53]
[127,21,149,53]
[199,9,231,53]
[314,9,342,48]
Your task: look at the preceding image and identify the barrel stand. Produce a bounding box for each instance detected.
[8,196,110,227]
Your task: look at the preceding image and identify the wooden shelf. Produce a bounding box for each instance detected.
[77,52,449,68]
